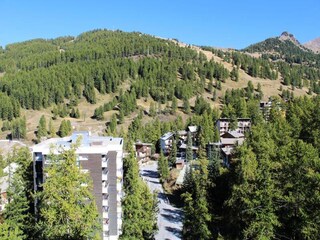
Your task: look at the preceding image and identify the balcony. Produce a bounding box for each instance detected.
[102,167,108,180]
[102,193,109,206]
[103,199,108,206]
[117,182,122,191]
[102,156,108,168]
[103,230,109,238]
[102,172,108,181]
[102,181,109,193]
[117,194,121,202]
[117,170,123,178]
[103,206,109,218]
[103,223,109,232]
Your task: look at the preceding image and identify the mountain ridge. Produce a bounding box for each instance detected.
[303,37,320,53]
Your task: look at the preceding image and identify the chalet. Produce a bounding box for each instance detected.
[177,130,188,142]
[178,143,198,160]
[175,159,185,170]
[220,131,245,146]
[188,125,198,143]
[207,130,246,167]
[160,132,174,155]
[135,141,152,162]
[188,125,198,134]
[221,146,233,168]
[260,100,272,120]
[216,118,251,135]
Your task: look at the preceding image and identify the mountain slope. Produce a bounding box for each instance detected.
[0,29,319,141]
[242,32,320,68]
[304,37,320,53]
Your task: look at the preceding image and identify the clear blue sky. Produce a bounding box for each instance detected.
[1,0,319,49]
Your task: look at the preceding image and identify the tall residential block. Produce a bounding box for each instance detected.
[32,131,123,240]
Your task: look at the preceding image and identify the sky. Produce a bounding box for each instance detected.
[1,0,320,49]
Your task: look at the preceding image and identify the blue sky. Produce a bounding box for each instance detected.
[1,0,319,49]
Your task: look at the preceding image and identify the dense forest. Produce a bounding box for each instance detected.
[181,95,320,239]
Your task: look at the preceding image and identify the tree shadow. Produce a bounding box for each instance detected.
[161,212,183,224]
[163,208,183,216]
[141,170,159,179]
[158,192,169,203]
[148,180,161,185]
[165,226,182,238]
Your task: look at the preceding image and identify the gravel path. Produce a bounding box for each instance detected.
[140,161,183,240]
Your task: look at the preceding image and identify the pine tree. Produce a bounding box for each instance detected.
[0,221,24,240]
[58,120,70,137]
[48,119,56,137]
[121,151,158,239]
[168,135,177,167]
[183,98,190,114]
[158,151,169,182]
[171,96,177,114]
[212,88,217,101]
[36,115,47,140]
[216,80,222,90]
[182,158,211,239]
[3,148,36,239]
[186,131,193,162]
[149,102,156,117]
[118,108,124,124]
[36,145,101,239]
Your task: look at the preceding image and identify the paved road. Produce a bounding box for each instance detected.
[140,161,183,240]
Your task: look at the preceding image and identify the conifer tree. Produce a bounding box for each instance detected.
[0,221,24,240]
[158,151,169,182]
[36,145,101,239]
[171,96,177,114]
[121,150,158,239]
[212,88,217,101]
[48,119,56,137]
[186,131,193,162]
[183,98,190,114]
[168,135,177,167]
[36,115,47,140]
[58,119,71,137]
[2,148,36,239]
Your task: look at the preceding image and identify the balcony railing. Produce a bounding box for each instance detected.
[102,181,109,193]
[102,156,108,167]
[102,172,108,181]
[103,224,109,232]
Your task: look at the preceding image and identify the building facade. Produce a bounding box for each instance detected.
[32,131,123,240]
[135,141,152,162]
[216,118,251,135]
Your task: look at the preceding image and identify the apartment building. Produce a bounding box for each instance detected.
[216,118,251,135]
[32,131,123,240]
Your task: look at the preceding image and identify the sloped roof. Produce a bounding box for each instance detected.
[179,143,198,150]
[221,147,234,156]
[221,131,244,139]
[160,132,173,141]
[188,126,198,133]
[220,138,245,146]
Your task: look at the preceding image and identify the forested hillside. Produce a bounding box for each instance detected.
[0,29,320,239]
[242,32,320,92]
[0,29,319,142]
